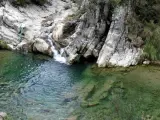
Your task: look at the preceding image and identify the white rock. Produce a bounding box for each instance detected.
[97,7,142,67]
[143,60,150,65]
[32,38,52,56]
[0,112,7,120]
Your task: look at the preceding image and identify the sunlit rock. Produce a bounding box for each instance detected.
[0,112,7,120]
[97,7,142,67]
[32,38,53,56]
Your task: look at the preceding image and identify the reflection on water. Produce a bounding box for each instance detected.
[0,50,160,120]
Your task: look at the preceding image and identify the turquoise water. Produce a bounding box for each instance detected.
[0,51,86,120]
[1,50,160,120]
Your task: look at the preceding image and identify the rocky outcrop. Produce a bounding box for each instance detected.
[0,0,77,56]
[0,0,143,67]
[52,0,109,63]
[97,7,142,67]
[52,0,142,67]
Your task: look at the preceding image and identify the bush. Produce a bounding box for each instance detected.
[127,0,160,61]
[0,40,9,50]
[142,22,160,60]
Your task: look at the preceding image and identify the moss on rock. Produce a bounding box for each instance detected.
[0,40,10,50]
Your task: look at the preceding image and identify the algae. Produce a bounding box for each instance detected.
[72,65,160,120]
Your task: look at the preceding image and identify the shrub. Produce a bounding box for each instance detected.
[0,40,9,50]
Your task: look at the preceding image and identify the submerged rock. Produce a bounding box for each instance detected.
[66,116,78,120]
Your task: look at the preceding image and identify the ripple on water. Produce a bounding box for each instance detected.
[0,51,86,120]
[1,51,160,120]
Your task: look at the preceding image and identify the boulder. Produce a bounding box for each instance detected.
[32,38,53,56]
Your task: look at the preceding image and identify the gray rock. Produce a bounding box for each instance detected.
[32,38,53,56]
[97,6,142,67]
[0,0,77,54]
[0,0,143,67]
[53,0,109,63]
[0,112,7,120]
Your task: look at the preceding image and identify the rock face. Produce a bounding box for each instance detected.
[52,0,142,67]
[0,0,77,56]
[53,0,109,63]
[0,0,143,67]
[97,7,142,67]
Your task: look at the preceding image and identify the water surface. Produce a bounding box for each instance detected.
[0,50,86,120]
[0,50,160,120]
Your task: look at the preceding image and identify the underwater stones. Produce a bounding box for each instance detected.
[78,77,116,108]
[63,93,78,103]
[80,100,100,108]
[66,116,78,120]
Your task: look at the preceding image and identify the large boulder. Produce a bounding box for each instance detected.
[32,38,53,56]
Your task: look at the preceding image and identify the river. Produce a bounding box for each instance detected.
[0,50,160,120]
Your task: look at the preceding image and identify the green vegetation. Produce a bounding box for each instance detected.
[127,0,160,60]
[72,65,160,120]
[0,40,9,50]
[143,22,160,60]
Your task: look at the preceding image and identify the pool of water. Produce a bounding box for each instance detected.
[0,50,87,120]
[0,50,160,120]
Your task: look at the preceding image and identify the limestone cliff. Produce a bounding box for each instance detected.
[0,0,143,67]
[52,0,142,67]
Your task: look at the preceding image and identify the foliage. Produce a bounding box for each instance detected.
[0,40,9,50]
[127,0,160,61]
[143,23,160,60]
[110,0,122,7]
